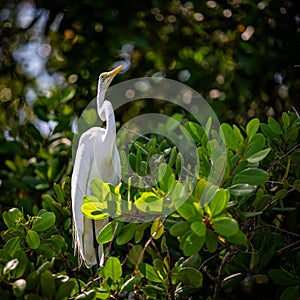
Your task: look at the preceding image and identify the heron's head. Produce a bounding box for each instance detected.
[98,65,123,93]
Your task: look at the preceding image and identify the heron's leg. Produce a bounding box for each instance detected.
[92,219,100,267]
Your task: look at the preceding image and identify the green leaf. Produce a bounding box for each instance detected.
[181,253,202,268]
[246,118,260,139]
[13,250,29,278]
[97,220,122,244]
[280,286,299,300]
[150,219,164,239]
[90,178,111,201]
[32,212,56,232]
[158,163,175,193]
[205,229,218,252]
[268,269,300,286]
[40,270,55,299]
[220,123,238,151]
[35,241,56,258]
[175,152,183,175]
[0,249,11,263]
[213,217,239,237]
[260,123,279,139]
[244,134,266,157]
[120,275,142,293]
[142,285,166,298]
[268,117,282,135]
[170,221,191,236]
[185,122,205,143]
[179,267,203,288]
[129,153,137,172]
[246,148,271,163]
[181,231,205,256]
[53,183,65,204]
[233,168,269,185]
[140,263,163,283]
[168,146,177,167]
[3,208,23,228]
[4,237,21,256]
[233,125,244,145]
[228,184,257,196]
[284,126,298,143]
[12,279,27,297]
[56,278,76,300]
[26,230,40,249]
[128,245,143,264]
[135,223,149,243]
[135,192,163,213]
[177,202,197,221]
[225,230,248,245]
[282,112,290,129]
[81,202,109,220]
[104,257,122,281]
[209,189,230,217]
[191,221,206,237]
[116,223,138,245]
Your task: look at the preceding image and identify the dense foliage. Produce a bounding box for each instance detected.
[0,0,300,299]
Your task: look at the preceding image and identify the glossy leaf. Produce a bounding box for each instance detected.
[179,267,203,288]
[268,269,300,286]
[220,123,238,151]
[2,208,23,228]
[97,220,122,244]
[213,217,239,237]
[170,221,191,236]
[140,263,163,283]
[26,230,40,249]
[181,231,205,256]
[116,223,138,245]
[246,148,271,163]
[233,168,269,185]
[268,117,281,135]
[228,184,257,196]
[40,270,55,299]
[150,219,164,239]
[246,118,260,139]
[191,221,206,237]
[209,189,230,217]
[32,212,56,232]
[104,257,122,281]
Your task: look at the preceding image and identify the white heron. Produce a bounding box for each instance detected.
[72,65,123,267]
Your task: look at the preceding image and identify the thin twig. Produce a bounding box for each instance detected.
[267,143,300,172]
[135,216,167,273]
[277,239,300,254]
[213,250,239,300]
[256,224,300,238]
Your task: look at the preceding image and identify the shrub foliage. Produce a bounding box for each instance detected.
[1,111,300,299]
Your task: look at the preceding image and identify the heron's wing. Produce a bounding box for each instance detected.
[72,127,103,267]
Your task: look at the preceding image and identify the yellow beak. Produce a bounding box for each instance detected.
[107,65,123,77]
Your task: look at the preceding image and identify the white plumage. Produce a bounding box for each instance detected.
[71,65,123,267]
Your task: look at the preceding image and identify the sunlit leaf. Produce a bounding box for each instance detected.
[213,217,239,237]
[32,212,56,232]
[104,257,122,281]
[233,168,269,185]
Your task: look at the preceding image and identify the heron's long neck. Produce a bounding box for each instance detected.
[101,101,116,142]
[96,88,106,117]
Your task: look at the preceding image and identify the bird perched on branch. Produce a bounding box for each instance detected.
[72,65,123,267]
